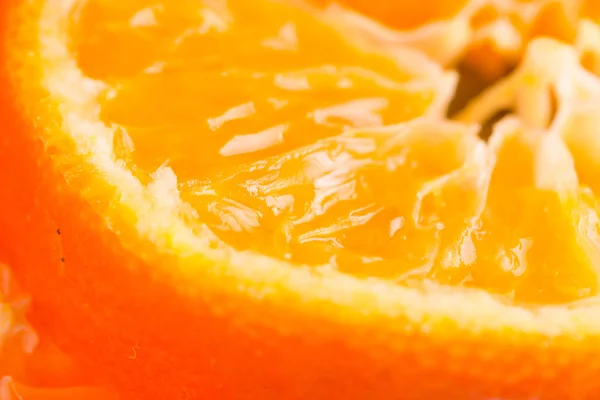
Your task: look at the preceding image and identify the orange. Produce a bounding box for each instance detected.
[3,0,600,399]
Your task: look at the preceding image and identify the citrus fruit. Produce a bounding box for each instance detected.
[3,0,600,399]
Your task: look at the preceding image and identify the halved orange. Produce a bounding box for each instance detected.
[3,0,600,399]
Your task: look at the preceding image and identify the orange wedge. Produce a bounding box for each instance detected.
[4,0,600,400]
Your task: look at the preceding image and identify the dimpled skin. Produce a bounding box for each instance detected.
[3,1,600,400]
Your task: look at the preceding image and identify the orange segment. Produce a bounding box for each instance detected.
[317,1,477,66]
[314,0,472,30]
[457,36,600,155]
[182,120,488,280]
[471,119,600,302]
[453,36,600,302]
[4,0,600,399]
[76,0,453,179]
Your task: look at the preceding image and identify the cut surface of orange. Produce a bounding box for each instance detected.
[3,0,600,399]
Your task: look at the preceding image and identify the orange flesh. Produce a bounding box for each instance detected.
[76,0,444,179]
[311,1,600,80]
[67,0,600,305]
[311,0,471,30]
